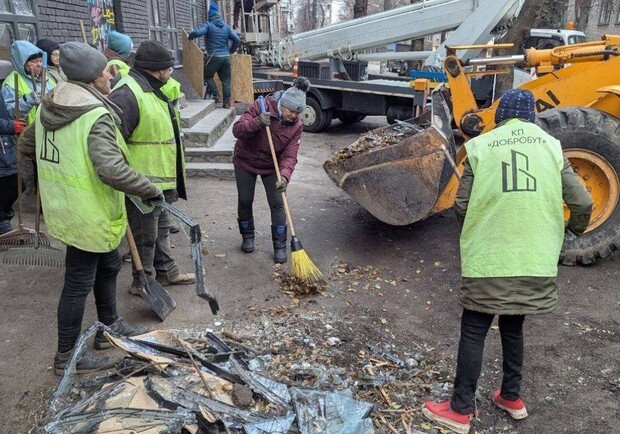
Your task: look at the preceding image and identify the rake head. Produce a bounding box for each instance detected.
[0,228,51,250]
[1,245,65,268]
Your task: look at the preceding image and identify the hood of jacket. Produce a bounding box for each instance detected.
[39,81,122,132]
[11,41,45,76]
[209,17,226,28]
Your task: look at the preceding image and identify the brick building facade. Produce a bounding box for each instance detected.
[566,0,620,40]
[0,0,208,63]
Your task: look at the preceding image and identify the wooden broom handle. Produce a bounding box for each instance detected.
[34,69,46,234]
[125,225,144,271]
[14,73,23,228]
[264,124,296,237]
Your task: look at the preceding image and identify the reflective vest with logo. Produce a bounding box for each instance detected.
[35,106,128,253]
[4,70,52,125]
[461,119,565,278]
[108,59,130,78]
[114,75,181,190]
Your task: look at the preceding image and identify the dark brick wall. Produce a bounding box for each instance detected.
[37,0,92,43]
[36,0,206,54]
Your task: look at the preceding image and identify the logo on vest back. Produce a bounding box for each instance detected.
[40,131,59,164]
[502,149,537,192]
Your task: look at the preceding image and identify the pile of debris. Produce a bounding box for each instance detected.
[332,123,422,160]
[39,305,454,433]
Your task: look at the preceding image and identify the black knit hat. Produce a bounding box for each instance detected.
[36,39,59,57]
[133,40,174,71]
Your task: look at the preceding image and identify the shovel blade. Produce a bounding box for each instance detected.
[139,271,177,321]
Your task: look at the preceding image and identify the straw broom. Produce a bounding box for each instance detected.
[258,96,324,284]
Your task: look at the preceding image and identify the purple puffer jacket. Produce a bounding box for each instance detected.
[232,92,302,181]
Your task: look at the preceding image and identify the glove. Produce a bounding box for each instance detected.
[258,112,271,127]
[142,191,165,207]
[24,91,40,105]
[13,120,25,135]
[188,31,198,40]
[276,177,288,193]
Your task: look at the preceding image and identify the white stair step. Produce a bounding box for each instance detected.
[180,100,215,128]
[183,108,236,148]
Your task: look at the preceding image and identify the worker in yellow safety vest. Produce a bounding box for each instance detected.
[18,42,163,375]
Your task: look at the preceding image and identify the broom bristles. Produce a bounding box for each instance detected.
[291,249,325,284]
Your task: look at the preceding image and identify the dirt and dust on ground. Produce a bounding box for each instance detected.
[1,117,619,434]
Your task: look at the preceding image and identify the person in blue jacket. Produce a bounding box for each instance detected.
[0,60,26,234]
[188,1,240,109]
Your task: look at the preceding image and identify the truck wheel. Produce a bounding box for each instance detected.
[336,112,366,124]
[537,107,620,265]
[301,97,331,133]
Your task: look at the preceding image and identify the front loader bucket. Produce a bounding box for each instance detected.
[323,89,457,226]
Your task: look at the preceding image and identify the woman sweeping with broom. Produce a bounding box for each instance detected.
[232,77,321,282]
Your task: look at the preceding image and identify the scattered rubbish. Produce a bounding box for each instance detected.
[332,122,424,160]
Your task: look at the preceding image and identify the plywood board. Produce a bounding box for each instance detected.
[182,29,205,97]
[212,53,254,104]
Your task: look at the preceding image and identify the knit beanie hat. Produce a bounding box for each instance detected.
[279,77,310,113]
[26,52,43,62]
[133,40,174,71]
[495,89,536,124]
[107,30,133,58]
[208,1,219,18]
[60,42,108,83]
[36,39,59,58]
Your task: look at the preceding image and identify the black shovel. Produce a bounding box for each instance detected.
[126,225,177,321]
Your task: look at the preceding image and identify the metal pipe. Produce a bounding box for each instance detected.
[466,54,525,66]
[353,51,434,61]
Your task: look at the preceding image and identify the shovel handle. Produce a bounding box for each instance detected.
[125,225,144,271]
[258,96,296,237]
[14,73,23,228]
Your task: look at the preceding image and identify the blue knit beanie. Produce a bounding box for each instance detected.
[495,89,536,124]
[208,1,219,18]
[107,30,133,58]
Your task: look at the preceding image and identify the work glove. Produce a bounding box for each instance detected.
[142,191,165,207]
[23,91,40,105]
[13,120,25,135]
[276,177,288,193]
[258,112,271,127]
[188,31,198,40]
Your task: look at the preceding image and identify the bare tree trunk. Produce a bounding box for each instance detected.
[494,0,545,95]
[575,0,592,30]
[353,0,368,18]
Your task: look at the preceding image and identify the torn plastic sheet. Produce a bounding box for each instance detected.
[230,357,290,408]
[290,388,375,434]
[47,322,101,418]
[242,413,296,434]
[40,408,195,434]
[146,375,268,429]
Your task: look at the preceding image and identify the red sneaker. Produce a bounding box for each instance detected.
[492,390,528,419]
[422,400,474,434]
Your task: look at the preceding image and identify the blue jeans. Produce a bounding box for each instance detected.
[450,309,525,414]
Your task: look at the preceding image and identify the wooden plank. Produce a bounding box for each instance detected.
[182,29,205,97]
[213,53,254,104]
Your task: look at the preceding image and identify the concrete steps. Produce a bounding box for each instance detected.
[180,100,215,128]
[185,116,239,178]
[183,108,236,148]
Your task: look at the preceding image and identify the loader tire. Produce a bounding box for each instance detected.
[537,107,620,265]
[336,112,366,124]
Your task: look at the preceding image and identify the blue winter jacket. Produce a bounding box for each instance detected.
[190,17,240,58]
[0,90,17,177]
[1,40,54,121]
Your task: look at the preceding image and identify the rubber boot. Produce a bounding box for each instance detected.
[271,225,287,264]
[238,219,255,253]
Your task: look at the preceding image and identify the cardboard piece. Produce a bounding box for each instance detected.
[182,29,205,97]
[212,53,254,104]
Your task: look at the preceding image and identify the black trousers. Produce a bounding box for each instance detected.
[235,167,286,226]
[451,309,525,414]
[0,174,18,220]
[57,246,121,353]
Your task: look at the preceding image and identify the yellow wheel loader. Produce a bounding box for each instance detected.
[324,35,620,265]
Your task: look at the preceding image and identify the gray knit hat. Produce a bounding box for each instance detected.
[60,42,108,83]
[279,77,310,113]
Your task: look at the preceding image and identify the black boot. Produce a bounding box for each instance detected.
[54,348,116,376]
[94,317,149,350]
[223,98,231,109]
[238,219,255,253]
[271,225,287,264]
